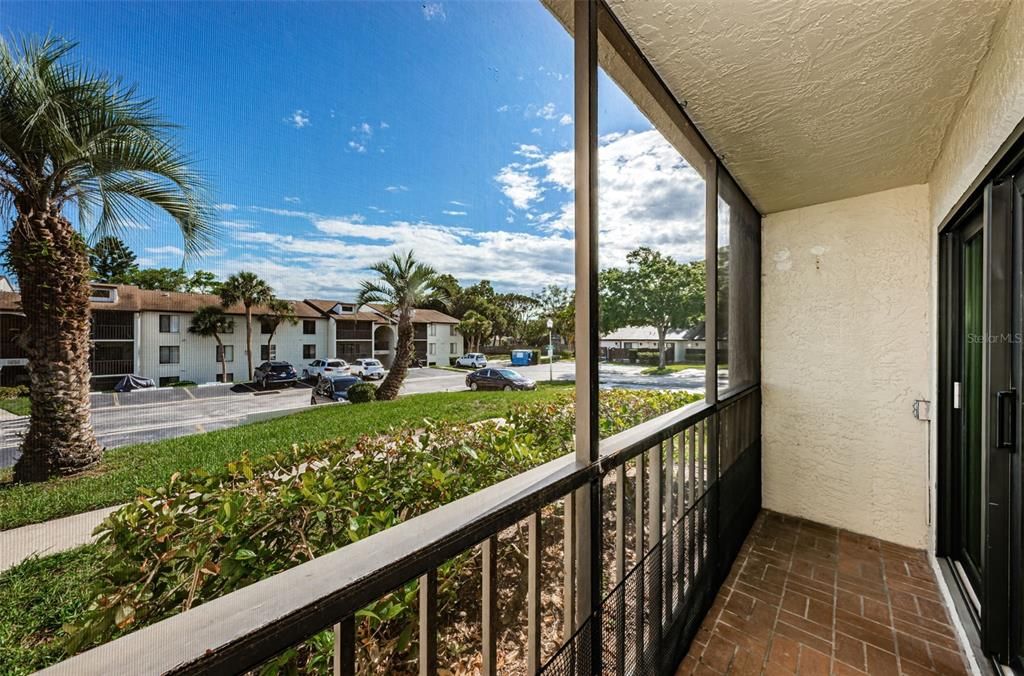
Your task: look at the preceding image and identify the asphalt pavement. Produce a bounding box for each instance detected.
[0,362,711,469]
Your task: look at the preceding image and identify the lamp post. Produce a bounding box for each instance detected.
[546,318,554,384]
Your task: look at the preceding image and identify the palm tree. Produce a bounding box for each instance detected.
[259,298,297,359]
[0,37,213,481]
[357,251,447,400]
[218,271,273,381]
[189,306,234,384]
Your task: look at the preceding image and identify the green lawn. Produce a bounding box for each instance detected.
[0,397,29,417]
[0,384,572,531]
[0,545,107,675]
[639,363,705,375]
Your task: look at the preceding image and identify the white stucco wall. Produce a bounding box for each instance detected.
[761,184,932,548]
[928,0,1024,230]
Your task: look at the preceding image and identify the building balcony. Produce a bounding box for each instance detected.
[89,358,133,376]
[89,324,134,341]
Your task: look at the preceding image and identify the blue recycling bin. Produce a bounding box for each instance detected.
[510,349,532,366]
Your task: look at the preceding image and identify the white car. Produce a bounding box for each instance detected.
[455,353,488,369]
[350,358,386,381]
[302,359,349,380]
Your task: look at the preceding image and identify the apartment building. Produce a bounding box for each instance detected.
[0,285,463,388]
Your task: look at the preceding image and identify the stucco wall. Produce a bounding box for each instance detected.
[762,184,932,548]
[928,0,1024,229]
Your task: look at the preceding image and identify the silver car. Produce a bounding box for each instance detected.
[350,358,385,381]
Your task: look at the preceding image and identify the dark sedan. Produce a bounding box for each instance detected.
[466,368,536,391]
[310,374,362,404]
[253,361,298,389]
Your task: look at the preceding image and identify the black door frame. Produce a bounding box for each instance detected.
[938,142,1024,670]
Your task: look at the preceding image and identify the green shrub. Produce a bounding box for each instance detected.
[68,388,699,669]
[169,381,197,388]
[0,385,29,400]
[347,382,377,404]
[636,350,662,365]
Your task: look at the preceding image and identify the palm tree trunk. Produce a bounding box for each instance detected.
[244,308,254,380]
[8,203,102,481]
[377,315,411,400]
[216,335,227,382]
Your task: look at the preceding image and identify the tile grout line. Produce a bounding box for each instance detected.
[756,516,795,676]
[829,529,839,675]
[878,543,905,676]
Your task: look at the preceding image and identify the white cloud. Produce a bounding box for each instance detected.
[214,203,238,212]
[219,219,256,230]
[384,185,408,192]
[379,121,390,129]
[352,122,373,136]
[535,102,558,120]
[495,165,542,210]
[348,140,366,153]
[145,245,185,257]
[559,114,573,126]
[530,127,543,136]
[250,206,315,219]
[442,210,467,216]
[283,196,301,204]
[514,144,544,160]
[422,2,445,21]
[286,110,310,128]
[449,200,468,206]
[496,104,509,113]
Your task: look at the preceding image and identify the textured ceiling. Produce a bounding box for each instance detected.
[606,0,1010,214]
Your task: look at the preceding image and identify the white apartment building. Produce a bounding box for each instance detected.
[0,284,463,388]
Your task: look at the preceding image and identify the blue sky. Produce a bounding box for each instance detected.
[6,0,705,299]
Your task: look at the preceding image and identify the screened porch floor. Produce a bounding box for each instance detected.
[676,511,970,675]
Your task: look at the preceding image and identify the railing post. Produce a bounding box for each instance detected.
[481,536,498,675]
[528,511,543,674]
[419,570,437,676]
[573,0,601,673]
[333,616,355,676]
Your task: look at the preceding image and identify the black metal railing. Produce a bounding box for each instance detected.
[89,358,134,376]
[41,385,760,675]
[90,324,134,340]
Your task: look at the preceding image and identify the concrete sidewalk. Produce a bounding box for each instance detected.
[0,504,122,573]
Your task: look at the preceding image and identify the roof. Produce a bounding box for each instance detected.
[366,304,459,324]
[0,285,321,318]
[302,299,384,323]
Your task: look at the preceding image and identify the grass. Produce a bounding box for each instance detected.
[639,363,706,375]
[0,545,107,675]
[0,383,572,531]
[0,397,30,417]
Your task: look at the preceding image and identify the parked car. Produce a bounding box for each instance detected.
[310,374,362,404]
[350,358,385,380]
[455,352,487,369]
[466,368,536,391]
[253,361,298,389]
[302,358,349,380]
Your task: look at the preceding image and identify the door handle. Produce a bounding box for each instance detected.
[996,389,1016,449]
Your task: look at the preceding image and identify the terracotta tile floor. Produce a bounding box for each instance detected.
[677,511,970,676]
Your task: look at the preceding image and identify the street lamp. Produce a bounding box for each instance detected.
[546,318,554,384]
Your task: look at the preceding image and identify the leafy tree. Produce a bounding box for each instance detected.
[89,236,138,282]
[258,298,297,358]
[188,306,234,384]
[219,271,274,380]
[599,247,705,369]
[357,251,448,400]
[121,266,191,291]
[534,284,575,353]
[0,37,213,481]
[187,269,221,295]
[495,292,538,345]
[456,310,492,352]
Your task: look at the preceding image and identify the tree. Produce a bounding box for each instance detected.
[357,251,448,400]
[1,37,213,481]
[89,236,138,282]
[187,269,221,295]
[218,271,274,381]
[599,247,705,369]
[121,266,191,291]
[258,298,297,359]
[188,306,234,383]
[534,284,575,352]
[496,292,539,345]
[457,310,492,352]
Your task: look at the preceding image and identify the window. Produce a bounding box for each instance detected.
[429,343,435,355]
[159,376,179,386]
[450,342,457,354]
[260,318,274,334]
[429,324,436,337]
[261,344,276,361]
[303,344,316,359]
[216,345,234,363]
[216,372,234,383]
[303,319,316,335]
[89,287,116,303]
[159,315,179,333]
[159,346,179,364]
